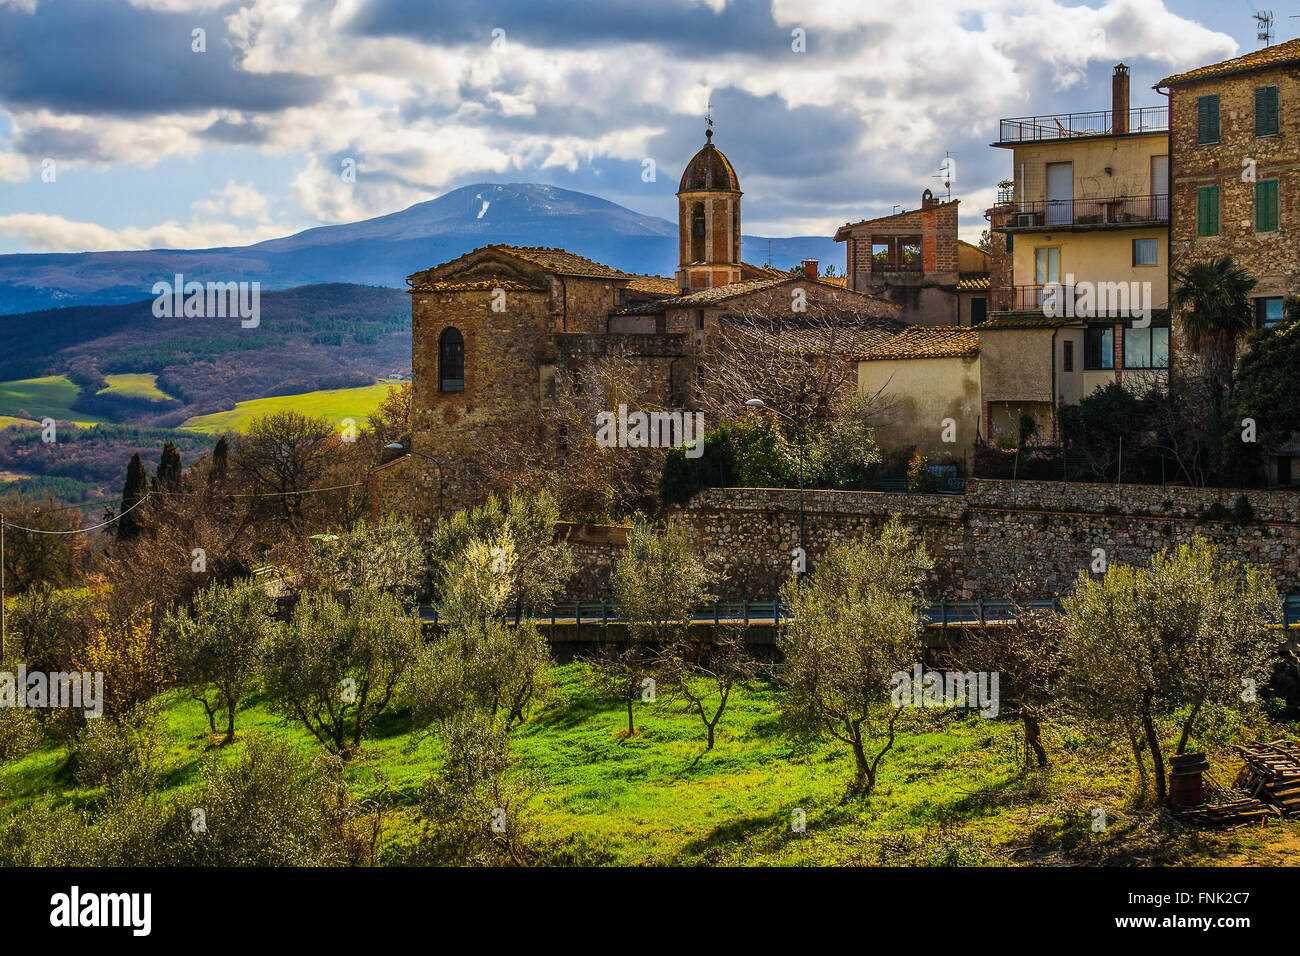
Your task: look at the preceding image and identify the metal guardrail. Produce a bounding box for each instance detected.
[1002,194,1168,228]
[420,595,1300,629]
[997,107,1168,143]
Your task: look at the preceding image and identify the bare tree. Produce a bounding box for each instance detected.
[700,302,902,430]
[957,582,1064,768]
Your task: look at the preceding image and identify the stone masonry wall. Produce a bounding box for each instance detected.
[559,478,1300,601]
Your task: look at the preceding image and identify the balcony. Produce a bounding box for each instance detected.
[996,107,1168,144]
[999,194,1168,230]
[988,284,1166,315]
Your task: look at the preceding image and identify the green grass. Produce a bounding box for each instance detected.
[2,665,1292,866]
[95,373,174,402]
[0,375,106,425]
[180,381,398,434]
[0,416,36,429]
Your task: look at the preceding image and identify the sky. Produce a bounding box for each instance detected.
[0,0,1291,256]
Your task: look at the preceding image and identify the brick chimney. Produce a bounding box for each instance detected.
[1112,63,1130,134]
[802,259,818,279]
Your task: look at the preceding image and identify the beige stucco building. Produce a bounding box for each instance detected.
[982,63,1171,442]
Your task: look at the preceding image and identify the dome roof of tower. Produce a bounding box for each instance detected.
[678,130,740,193]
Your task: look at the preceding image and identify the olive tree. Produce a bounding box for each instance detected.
[1062,537,1282,804]
[263,587,420,758]
[164,579,277,743]
[583,520,713,737]
[778,521,932,794]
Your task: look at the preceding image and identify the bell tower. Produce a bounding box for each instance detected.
[676,125,742,290]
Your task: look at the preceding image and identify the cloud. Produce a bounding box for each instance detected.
[0,211,291,252]
[0,0,1245,249]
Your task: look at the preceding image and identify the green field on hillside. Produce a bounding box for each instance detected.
[181,382,398,434]
[0,375,106,425]
[95,373,175,402]
[2,664,1293,866]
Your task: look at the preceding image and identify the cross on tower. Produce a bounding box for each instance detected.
[706,99,714,141]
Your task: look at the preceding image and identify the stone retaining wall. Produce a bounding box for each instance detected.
[560,479,1300,601]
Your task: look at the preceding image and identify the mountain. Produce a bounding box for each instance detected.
[0,183,841,314]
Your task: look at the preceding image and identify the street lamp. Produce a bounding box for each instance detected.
[384,442,444,524]
[386,442,443,616]
[745,398,805,578]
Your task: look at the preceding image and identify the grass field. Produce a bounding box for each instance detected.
[95,373,175,402]
[2,664,1293,866]
[0,375,105,425]
[180,381,398,434]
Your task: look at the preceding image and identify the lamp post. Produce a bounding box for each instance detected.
[745,398,805,579]
[385,442,444,525]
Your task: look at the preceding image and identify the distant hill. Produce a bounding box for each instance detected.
[0,283,411,426]
[0,183,840,314]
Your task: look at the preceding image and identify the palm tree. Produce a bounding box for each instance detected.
[1170,256,1257,407]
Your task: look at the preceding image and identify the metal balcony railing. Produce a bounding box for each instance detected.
[1002,194,1168,228]
[997,107,1168,143]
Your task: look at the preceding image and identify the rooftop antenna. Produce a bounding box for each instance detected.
[934,151,955,202]
[1255,11,1274,45]
[892,204,902,215]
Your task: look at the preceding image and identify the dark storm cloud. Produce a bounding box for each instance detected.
[200,117,275,146]
[0,0,328,116]
[348,0,879,58]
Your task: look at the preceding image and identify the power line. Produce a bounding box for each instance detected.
[0,492,152,535]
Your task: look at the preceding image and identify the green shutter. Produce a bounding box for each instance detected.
[1255,179,1279,232]
[1255,86,1279,136]
[1197,185,1220,236]
[1197,94,1220,144]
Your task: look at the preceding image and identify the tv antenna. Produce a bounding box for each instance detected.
[934,151,955,201]
[1255,11,1274,45]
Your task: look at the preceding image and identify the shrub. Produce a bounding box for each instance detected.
[0,706,40,761]
[73,706,163,791]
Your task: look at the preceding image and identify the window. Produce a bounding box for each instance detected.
[1084,325,1113,370]
[1255,179,1279,233]
[900,239,921,270]
[1197,185,1220,237]
[1123,326,1170,368]
[1035,247,1060,307]
[1197,94,1220,144]
[1256,297,1285,329]
[696,310,705,330]
[1132,238,1158,266]
[438,327,464,392]
[1255,85,1280,137]
[1005,233,1013,253]
[871,241,889,270]
[1062,340,1074,372]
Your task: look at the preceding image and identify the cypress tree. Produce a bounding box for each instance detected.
[118,453,149,541]
[211,434,229,485]
[154,441,182,491]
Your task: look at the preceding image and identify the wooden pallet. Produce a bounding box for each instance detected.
[1233,740,1300,815]
[1175,798,1278,829]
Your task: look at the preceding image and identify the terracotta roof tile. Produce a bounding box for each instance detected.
[1159,38,1300,87]
[956,275,990,291]
[492,245,629,277]
[856,326,980,361]
[623,275,680,295]
[670,277,789,306]
[408,279,538,293]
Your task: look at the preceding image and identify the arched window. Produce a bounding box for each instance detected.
[689,202,706,262]
[439,327,464,392]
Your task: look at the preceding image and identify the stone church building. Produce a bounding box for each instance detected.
[401,128,903,521]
